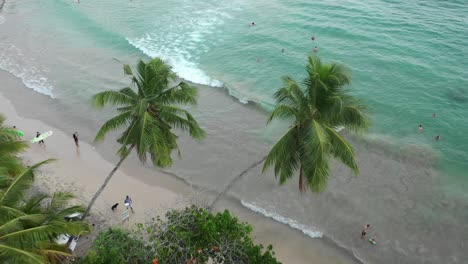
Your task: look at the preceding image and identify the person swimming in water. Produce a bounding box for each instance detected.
[311,35,316,41]
[418,124,423,132]
[313,46,318,53]
[281,48,285,53]
[435,135,440,141]
[250,22,256,26]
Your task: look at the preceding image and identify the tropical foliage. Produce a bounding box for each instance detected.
[0,114,90,264]
[83,58,205,219]
[134,206,281,264]
[0,114,28,176]
[77,228,152,264]
[263,56,369,192]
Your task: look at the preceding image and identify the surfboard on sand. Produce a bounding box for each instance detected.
[4,129,24,137]
[31,131,53,143]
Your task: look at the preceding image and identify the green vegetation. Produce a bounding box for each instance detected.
[0,114,90,264]
[263,56,369,192]
[78,228,152,264]
[83,58,206,219]
[80,206,280,264]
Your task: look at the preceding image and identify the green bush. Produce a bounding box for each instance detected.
[136,206,281,264]
[78,228,153,264]
[81,207,281,264]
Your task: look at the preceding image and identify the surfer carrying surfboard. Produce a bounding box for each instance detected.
[36,132,45,145]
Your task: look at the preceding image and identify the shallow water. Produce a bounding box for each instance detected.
[1,0,468,263]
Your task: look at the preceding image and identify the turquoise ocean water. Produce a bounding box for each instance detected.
[1,0,467,262]
[17,0,468,175]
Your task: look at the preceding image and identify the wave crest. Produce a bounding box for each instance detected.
[241,200,323,238]
[0,43,55,98]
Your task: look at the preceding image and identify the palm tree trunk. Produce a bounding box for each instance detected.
[208,156,267,211]
[299,164,304,192]
[81,145,134,220]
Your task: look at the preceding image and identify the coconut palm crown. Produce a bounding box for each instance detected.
[263,56,369,192]
[83,58,205,219]
[93,58,205,166]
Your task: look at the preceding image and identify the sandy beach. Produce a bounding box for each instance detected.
[0,70,359,263]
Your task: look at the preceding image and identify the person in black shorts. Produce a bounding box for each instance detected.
[73,132,79,147]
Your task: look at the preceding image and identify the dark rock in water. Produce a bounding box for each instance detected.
[447,88,467,103]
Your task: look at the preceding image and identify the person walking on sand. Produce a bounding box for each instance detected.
[36,131,45,146]
[73,132,79,147]
[361,224,370,240]
[124,195,134,213]
[418,124,423,132]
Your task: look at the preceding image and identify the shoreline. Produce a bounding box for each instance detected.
[0,70,361,263]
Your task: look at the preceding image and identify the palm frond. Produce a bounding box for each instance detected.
[47,192,75,213]
[301,120,330,192]
[0,244,44,264]
[94,111,133,143]
[262,125,301,184]
[0,160,54,207]
[324,126,358,174]
[267,105,297,123]
[92,90,136,110]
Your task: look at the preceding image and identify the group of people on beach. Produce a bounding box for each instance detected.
[417,113,441,141]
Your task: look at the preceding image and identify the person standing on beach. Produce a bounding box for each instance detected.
[13,126,21,139]
[73,132,79,147]
[124,195,134,213]
[361,224,370,240]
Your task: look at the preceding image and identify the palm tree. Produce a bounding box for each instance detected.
[83,58,206,219]
[263,56,369,192]
[0,161,90,264]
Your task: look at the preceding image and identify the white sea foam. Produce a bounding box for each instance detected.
[127,37,223,88]
[241,200,323,238]
[126,7,228,88]
[0,44,55,98]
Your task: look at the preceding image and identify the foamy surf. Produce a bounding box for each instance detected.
[127,37,223,88]
[241,200,323,238]
[0,44,55,98]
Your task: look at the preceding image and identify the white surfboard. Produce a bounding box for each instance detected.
[31,131,53,143]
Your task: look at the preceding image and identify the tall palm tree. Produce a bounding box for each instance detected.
[0,161,90,264]
[83,58,205,219]
[263,56,369,192]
